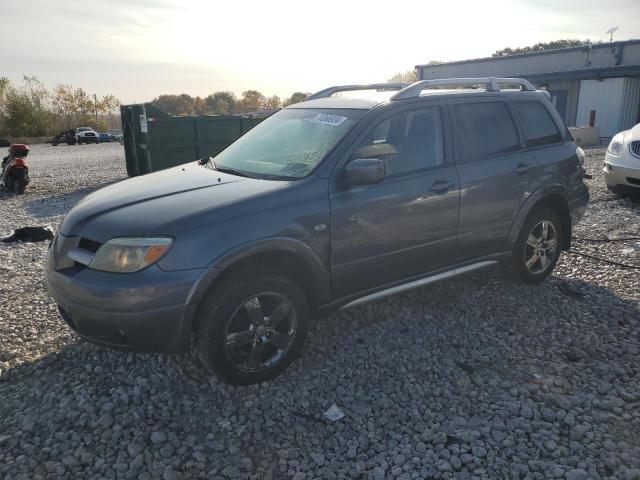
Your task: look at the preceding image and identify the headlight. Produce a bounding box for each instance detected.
[607,132,626,156]
[89,237,173,273]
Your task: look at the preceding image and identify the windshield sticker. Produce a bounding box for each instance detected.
[306,113,348,127]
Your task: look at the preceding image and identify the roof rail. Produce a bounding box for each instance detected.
[390,77,536,100]
[307,83,409,100]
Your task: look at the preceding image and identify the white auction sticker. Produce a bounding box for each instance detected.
[307,113,347,126]
[139,114,148,133]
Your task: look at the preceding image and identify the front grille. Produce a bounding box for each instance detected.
[631,141,640,158]
[54,236,101,271]
[78,237,101,253]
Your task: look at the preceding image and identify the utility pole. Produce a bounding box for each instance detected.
[93,93,98,123]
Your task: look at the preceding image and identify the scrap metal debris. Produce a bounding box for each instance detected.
[1,226,54,243]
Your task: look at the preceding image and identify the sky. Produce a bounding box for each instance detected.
[1,0,639,104]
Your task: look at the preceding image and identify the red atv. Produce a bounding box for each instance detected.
[1,144,30,194]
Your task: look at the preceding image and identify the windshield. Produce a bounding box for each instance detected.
[210,108,365,179]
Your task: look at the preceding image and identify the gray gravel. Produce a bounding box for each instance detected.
[1,144,639,479]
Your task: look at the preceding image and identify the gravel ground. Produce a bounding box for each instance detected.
[1,144,639,480]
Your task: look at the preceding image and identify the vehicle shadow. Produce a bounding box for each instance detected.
[1,269,638,477]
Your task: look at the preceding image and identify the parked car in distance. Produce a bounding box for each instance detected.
[98,133,113,143]
[45,77,589,385]
[75,127,99,145]
[109,129,123,143]
[0,138,10,147]
[51,130,77,146]
[604,122,640,196]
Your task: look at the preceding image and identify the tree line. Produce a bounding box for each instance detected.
[492,39,597,57]
[0,76,120,138]
[150,90,311,116]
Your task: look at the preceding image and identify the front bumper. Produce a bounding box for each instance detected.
[45,247,204,353]
[603,151,640,189]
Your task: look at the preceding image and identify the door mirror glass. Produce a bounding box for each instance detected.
[344,158,385,185]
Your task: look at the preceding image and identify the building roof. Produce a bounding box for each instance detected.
[416,39,640,83]
[416,39,640,69]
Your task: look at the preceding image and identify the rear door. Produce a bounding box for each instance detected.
[451,98,537,260]
[330,104,460,298]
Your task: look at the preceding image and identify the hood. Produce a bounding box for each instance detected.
[60,162,287,240]
[628,123,640,140]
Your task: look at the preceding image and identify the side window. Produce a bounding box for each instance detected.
[512,101,562,147]
[352,107,444,176]
[453,102,520,163]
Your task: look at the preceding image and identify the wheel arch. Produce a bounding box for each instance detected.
[186,238,331,316]
[505,190,572,252]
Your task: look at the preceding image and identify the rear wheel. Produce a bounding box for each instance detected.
[15,178,26,194]
[194,269,309,385]
[511,208,563,283]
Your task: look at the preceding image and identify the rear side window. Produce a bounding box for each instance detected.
[512,101,562,147]
[453,101,520,163]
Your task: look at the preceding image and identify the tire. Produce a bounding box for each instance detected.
[11,170,27,194]
[194,268,309,385]
[15,178,26,194]
[77,138,83,145]
[511,207,563,283]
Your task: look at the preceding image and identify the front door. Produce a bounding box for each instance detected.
[330,106,460,298]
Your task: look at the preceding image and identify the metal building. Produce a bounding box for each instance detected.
[416,40,640,138]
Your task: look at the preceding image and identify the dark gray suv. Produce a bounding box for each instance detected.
[45,77,589,384]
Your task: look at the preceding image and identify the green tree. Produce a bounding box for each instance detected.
[283,91,310,106]
[51,86,120,131]
[492,39,594,57]
[236,90,266,113]
[205,91,236,114]
[151,94,195,115]
[3,76,52,137]
[0,77,11,136]
[388,69,417,83]
[51,84,94,129]
[265,95,282,109]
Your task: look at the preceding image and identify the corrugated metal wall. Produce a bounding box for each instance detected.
[576,78,625,137]
[619,78,640,131]
[575,78,640,136]
[544,80,580,125]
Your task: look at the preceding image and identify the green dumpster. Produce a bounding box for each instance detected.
[120,103,266,177]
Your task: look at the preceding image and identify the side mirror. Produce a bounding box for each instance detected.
[344,158,385,186]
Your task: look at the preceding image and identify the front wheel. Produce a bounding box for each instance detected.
[194,269,309,385]
[511,208,563,283]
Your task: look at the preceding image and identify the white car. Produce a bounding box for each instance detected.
[604,123,640,195]
[74,127,99,145]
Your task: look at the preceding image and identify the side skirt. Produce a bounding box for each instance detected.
[315,253,510,316]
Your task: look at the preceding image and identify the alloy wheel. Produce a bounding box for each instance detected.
[223,292,298,373]
[524,220,558,274]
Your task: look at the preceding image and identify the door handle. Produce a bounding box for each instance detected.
[428,180,453,194]
[515,163,530,175]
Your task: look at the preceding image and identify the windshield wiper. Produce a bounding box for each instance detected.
[212,160,262,179]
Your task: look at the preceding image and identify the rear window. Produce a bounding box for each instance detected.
[453,101,520,163]
[512,101,562,147]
